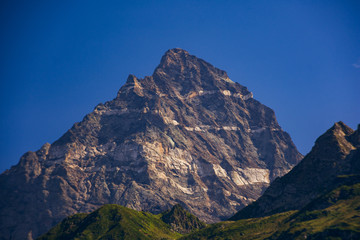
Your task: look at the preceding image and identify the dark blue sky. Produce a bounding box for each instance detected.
[1,0,359,172]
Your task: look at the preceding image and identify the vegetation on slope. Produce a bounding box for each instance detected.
[37,124,360,240]
[272,180,360,239]
[160,204,206,234]
[38,203,207,240]
[182,178,360,240]
[38,204,182,240]
[38,178,360,240]
[181,211,294,240]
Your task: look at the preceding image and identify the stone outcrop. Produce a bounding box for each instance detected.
[0,48,302,240]
[160,204,206,234]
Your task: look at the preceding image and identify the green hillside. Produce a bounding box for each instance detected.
[161,204,206,234]
[182,178,360,240]
[38,204,182,240]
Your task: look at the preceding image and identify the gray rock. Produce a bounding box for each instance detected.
[0,48,302,240]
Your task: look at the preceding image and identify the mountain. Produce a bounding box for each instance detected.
[0,48,302,240]
[183,122,360,239]
[38,123,360,240]
[230,121,360,220]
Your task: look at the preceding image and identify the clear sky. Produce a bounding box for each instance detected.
[1,0,359,172]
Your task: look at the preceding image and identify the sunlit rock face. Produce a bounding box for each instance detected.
[0,48,302,240]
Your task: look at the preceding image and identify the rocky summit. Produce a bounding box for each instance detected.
[0,48,302,240]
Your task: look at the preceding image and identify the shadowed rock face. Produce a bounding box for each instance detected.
[231,122,360,221]
[0,48,302,240]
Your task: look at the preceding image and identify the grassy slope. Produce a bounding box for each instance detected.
[38,204,182,240]
[160,204,206,234]
[273,181,360,239]
[38,179,360,240]
[181,211,294,240]
[182,181,360,240]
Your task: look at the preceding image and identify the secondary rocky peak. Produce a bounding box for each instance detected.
[116,73,145,99]
[332,121,354,135]
[329,121,360,148]
[231,121,360,221]
[313,121,356,158]
[126,74,137,83]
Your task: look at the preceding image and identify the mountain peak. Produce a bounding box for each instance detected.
[0,49,303,239]
[153,48,230,83]
[332,121,354,135]
[313,121,355,156]
[165,48,190,56]
[158,48,190,68]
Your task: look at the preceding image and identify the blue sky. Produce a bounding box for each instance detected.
[1,0,359,172]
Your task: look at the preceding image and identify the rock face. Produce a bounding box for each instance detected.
[0,48,302,240]
[231,122,360,220]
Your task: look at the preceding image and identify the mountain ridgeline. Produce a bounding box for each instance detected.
[0,48,302,240]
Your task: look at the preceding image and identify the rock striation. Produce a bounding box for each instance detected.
[0,48,302,240]
[230,122,360,220]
